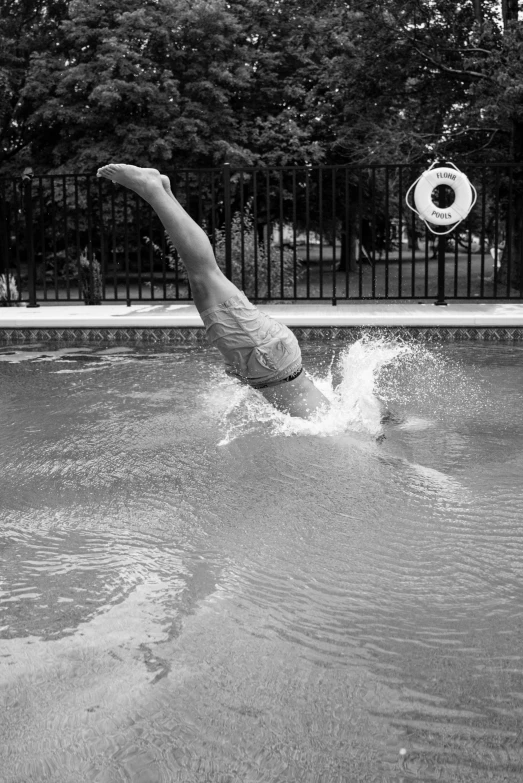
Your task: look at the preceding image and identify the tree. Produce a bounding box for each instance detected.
[3,1,521,172]
[1,0,255,173]
[0,0,68,169]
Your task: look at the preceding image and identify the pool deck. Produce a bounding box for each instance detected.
[1,301,523,329]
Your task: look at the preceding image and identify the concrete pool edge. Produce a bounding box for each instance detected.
[1,302,523,341]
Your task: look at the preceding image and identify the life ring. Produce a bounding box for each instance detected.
[413,167,475,226]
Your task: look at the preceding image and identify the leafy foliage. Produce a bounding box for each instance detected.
[1,0,522,174]
[77,247,102,304]
[213,202,301,299]
[0,273,19,304]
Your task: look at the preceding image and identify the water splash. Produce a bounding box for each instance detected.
[216,336,414,445]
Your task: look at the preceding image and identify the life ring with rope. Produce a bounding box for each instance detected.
[406,163,476,235]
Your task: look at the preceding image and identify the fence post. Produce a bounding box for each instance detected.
[434,183,450,306]
[435,236,447,306]
[223,163,232,280]
[22,168,39,308]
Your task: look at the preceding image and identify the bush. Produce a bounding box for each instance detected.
[143,203,302,299]
[213,204,302,299]
[0,274,20,306]
[78,248,103,305]
[143,234,188,283]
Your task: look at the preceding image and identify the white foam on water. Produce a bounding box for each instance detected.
[0,347,93,363]
[216,336,415,445]
[396,417,435,431]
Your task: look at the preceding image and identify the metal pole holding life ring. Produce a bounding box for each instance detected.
[405,162,477,305]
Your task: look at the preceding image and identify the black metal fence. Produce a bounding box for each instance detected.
[1,163,522,305]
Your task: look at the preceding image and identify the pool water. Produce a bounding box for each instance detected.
[1,337,523,782]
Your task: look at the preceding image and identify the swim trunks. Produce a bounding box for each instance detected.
[200,293,302,389]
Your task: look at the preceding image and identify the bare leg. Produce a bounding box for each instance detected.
[96,164,240,313]
[96,164,330,417]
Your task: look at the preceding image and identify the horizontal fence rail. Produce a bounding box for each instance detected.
[0,163,522,305]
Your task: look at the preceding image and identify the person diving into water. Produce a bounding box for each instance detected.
[96,164,329,419]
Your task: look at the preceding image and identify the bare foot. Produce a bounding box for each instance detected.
[96,164,164,200]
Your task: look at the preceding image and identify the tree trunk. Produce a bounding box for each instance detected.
[502,0,519,28]
[472,0,482,30]
[338,225,358,272]
[496,0,522,291]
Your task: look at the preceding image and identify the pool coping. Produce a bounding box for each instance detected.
[1,302,523,341]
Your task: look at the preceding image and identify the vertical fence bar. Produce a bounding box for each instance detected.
[38,177,46,300]
[23,172,39,307]
[123,189,130,305]
[13,181,23,299]
[371,168,377,298]
[266,169,271,299]
[50,178,58,299]
[506,165,513,297]
[74,176,81,302]
[318,166,324,300]
[172,173,180,299]
[480,167,487,297]
[3,182,12,303]
[184,172,190,301]
[435,184,448,305]
[87,176,97,303]
[279,169,284,299]
[147,194,155,300]
[493,167,500,298]
[98,174,106,301]
[134,191,142,301]
[198,170,205,301]
[424,226,429,299]
[357,174,363,298]
[305,168,310,299]
[398,167,403,298]
[252,170,259,299]
[453,219,459,299]
[384,166,390,299]
[0,180,6,282]
[14,180,22,300]
[520,178,523,299]
[0,179,12,301]
[160,186,169,299]
[197,170,204,230]
[519,165,523,299]
[344,167,350,298]
[223,163,232,281]
[466,220,472,299]
[210,169,217,258]
[159,201,167,299]
[63,177,71,300]
[332,167,337,305]
[292,167,298,299]
[239,170,246,294]
[435,235,446,305]
[110,183,118,300]
[410,183,417,299]
[62,174,71,301]
[61,174,71,301]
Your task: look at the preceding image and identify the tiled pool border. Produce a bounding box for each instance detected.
[2,326,523,342]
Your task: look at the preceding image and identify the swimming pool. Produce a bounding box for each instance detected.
[1,337,523,782]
